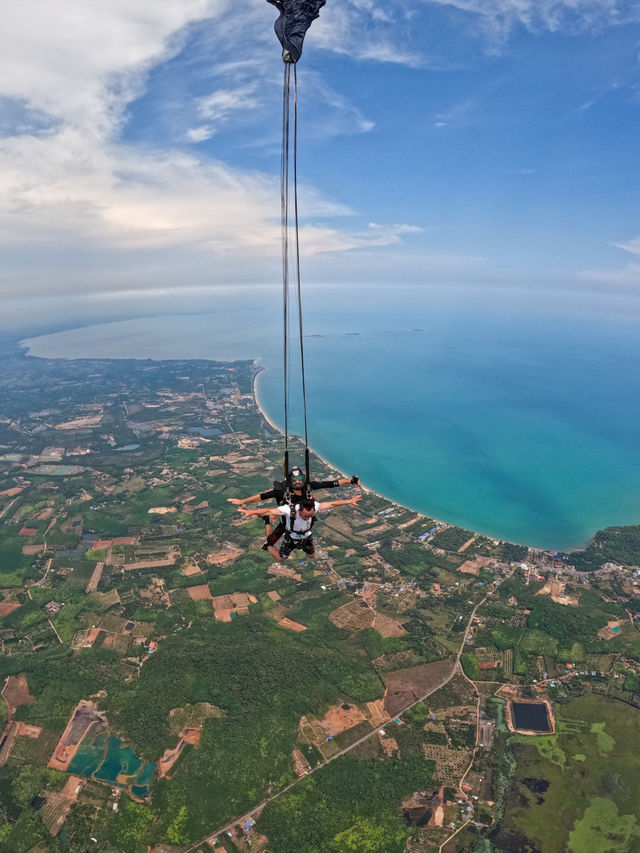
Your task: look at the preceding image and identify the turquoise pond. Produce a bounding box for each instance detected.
[67,731,155,795]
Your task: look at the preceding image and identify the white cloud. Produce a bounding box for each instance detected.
[311,2,424,67]
[421,0,640,43]
[0,0,409,305]
[615,236,640,256]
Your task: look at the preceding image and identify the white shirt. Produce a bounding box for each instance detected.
[279,502,319,538]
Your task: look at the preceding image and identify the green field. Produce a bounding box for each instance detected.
[496,693,640,852]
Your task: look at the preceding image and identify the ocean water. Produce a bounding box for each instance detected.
[23,285,640,549]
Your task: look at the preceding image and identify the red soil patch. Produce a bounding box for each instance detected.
[187,584,212,601]
[0,487,23,497]
[267,591,282,601]
[379,734,400,758]
[0,602,21,619]
[373,613,407,638]
[2,674,36,716]
[318,703,366,736]
[329,599,375,632]
[278,617,307,632]
[383,659,455,718]
[207,544,243,565]
[458,556,492,575]
[93,536,138,549]
[458,536,476,553]
[19,527,38,536]
[157,728,202,778]
[181,564,203,576]
[22,544,46,555]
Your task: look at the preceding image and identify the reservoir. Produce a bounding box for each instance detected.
[511,702,552,733]
[68,729,155,797]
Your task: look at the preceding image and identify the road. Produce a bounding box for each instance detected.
[185,576,507,852]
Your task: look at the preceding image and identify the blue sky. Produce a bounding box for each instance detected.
[1,0,640,332]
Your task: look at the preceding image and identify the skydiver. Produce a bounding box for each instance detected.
[227,467,359,550]
[237,493,361,562]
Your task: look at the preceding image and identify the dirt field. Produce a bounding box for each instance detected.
[22,544,46,555]
[207,544,243,566]
[0,602,21,618]
[187,584,212,601]
[181,564,203,576]
[317,703,366,737]
[329,599,375,632]
[278,617,307,632]
[364,699,389,728]
[458,537,476,553]
[292,747,311,776]
[383,659,455,718]
[2,674,36,717]
[458,555,492,575]
[268,565,302,581]
[373,613,407,637]
[379,733,400,758]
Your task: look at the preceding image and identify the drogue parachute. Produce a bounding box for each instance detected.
[267,0,326,63]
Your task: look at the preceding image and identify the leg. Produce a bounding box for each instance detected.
[268,544,285,563]
[302,537,315,559]
[263,519,286,550]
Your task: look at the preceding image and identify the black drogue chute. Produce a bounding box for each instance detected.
[267,1,326,490]
[267,0,326,63]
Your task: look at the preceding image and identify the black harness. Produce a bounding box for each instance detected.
[285,503,316,537]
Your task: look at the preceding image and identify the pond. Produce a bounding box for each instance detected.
[68,729,155,797]
[512,702,552,733]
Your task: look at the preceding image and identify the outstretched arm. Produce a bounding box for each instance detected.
[317,495,361,511]
[227,486,278,506]
[227,493,262,506]
[237,506,284,518]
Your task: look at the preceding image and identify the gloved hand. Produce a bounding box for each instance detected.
[350,475,359,485]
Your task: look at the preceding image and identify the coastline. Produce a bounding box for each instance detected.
[252,363,444,528]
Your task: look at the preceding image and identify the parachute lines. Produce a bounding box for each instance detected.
[280,62,310,483]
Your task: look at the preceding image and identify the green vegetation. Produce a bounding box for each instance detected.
[569,798,640,853]
[569,525,640,571]
[498,693,640,853]
[258,755,433,853]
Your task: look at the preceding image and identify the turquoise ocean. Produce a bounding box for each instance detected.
[23,285,640,550]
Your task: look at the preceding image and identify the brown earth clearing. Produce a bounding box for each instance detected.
[318,703,366,736]
[2,674,36,716]
[458,556,492,575]
[373,613,407,637]
[187,584,212,601]
[278,617,307,632]
[329,599,374,632]
[207,544,244,565]
[0,602,21,618]
[383,659,455,717]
